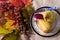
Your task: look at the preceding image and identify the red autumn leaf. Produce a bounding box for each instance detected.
[0,1,7,5]
[9,0,25,8]
[6,14,13,19]
[9,0,32,8]
[0,8,4,12]
[12,22,16,26]
[22,0,32,5]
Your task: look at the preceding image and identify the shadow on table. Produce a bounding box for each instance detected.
[53,8,60,37]
[53,30,60,37]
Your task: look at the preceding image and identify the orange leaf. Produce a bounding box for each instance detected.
[9,0,25,8]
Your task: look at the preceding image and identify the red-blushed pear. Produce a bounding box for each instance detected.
[34,14,44,19]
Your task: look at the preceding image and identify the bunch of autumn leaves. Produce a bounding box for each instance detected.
[0,0,32,31]
[0,0,33,40]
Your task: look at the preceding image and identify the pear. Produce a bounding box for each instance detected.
[43,11,56,23]
[37,20,52,33]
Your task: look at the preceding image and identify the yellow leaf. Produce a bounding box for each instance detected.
[5,20,15,27]
[5,12,8,16]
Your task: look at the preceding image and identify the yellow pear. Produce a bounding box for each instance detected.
[43,11,56,23]
[37,20,52,33]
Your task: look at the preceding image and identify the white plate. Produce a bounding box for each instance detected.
[32,11,60,36]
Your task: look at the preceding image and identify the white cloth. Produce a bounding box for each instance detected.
[32,0,60,10]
